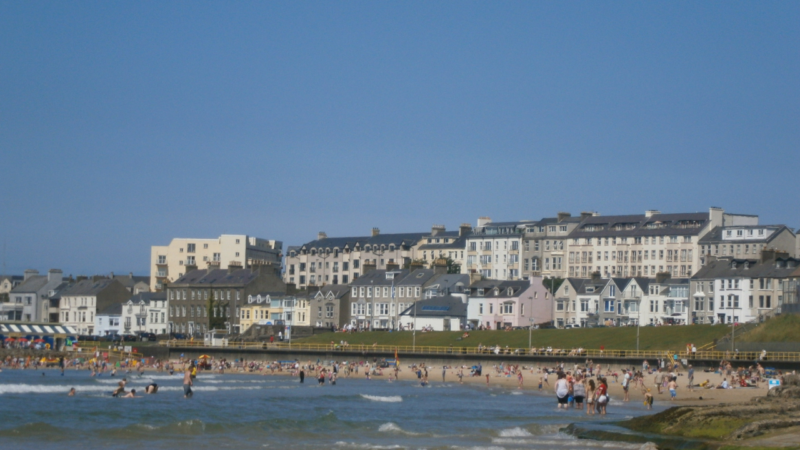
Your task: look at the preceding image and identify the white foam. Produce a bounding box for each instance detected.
[0,383,272,395]
[498,427,532,437]
[335,442,406,449]
[378,422,420,435]
[510,391,523,395]
[360,394,402,403]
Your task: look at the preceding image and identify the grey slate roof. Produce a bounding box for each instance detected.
[399,295,467,318]
[568,212,709,238]
[691,257,800,280]
[171,268,259,286]
[297,232,428,252]
[396,269,436,287]
[10,276,51,294]
[467,279,529,298]
[59,278,121,297]
[98,303,123,315]
[114,275,151,288]
[350,269,411,287]
[126,292,167,305]
[698,225,793,244]
[418,234,469,250]
[424,274,470,294]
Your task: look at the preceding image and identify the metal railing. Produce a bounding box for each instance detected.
[157,340,800,362]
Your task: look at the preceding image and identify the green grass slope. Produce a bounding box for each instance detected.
[296,324,732,351]
[736,314,800,343]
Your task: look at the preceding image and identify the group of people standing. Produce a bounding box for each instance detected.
[554,371,610,415]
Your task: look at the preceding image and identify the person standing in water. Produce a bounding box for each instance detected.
[299,368,305,383]
[183,366,193,398]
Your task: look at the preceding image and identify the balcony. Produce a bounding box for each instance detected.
[156,261,168,266]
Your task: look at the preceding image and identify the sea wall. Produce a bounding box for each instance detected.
[155,346,800,371]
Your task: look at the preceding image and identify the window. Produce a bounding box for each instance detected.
[187,243,196,253]
[502,303,513,314]
[604,300,615,312]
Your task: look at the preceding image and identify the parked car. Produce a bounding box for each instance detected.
[135,331,157,342]
[170,333,187,340]
[564,324,581,329]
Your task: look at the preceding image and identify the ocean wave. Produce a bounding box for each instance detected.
[378,422,421,435]
[0,383,272,395]
[335,442,407,449]
[360,394,402,403]
[497,427,532,437]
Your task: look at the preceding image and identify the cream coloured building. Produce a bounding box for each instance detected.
[150,235,282,291]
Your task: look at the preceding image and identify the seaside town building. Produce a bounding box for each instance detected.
[120,292,168,335]
[349,268,411,330]
[304,285,351,329]
[551,276,606,328]
[94,303,121,337]
[698,225,797,265]
[167,264,286,336]
[564,207,759,279]
[150,235,282,291]
[59,278,130,335]
[465,277,551,330]
[690,250,799,324]
[520,213,588,280]
[398,295,467,331]
[285,228,431,289]
[5,269,66,322]
[464,218,530,281]
[240,291,286,332]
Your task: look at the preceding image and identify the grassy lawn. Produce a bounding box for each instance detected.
[736,314,800,343]
[296,324,733,351]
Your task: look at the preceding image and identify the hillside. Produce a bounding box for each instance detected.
[736,314,800,343]
[296,324,732,351]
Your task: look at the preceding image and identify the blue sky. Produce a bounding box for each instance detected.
[1,2,798,276]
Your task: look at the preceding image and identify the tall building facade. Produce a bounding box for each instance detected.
[150,234,282,291]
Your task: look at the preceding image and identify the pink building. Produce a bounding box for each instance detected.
[466,276,552,329]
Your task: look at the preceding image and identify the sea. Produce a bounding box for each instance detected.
[0,369,667,450]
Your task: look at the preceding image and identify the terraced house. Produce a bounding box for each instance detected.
[565,207,759,279]
[464,218,531,280]
[59,277,130,335]
[167,264,285,336]
[285,228,428,289]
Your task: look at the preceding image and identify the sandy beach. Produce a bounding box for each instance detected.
[149,356,779,408]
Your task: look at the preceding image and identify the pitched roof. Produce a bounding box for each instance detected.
[59,278,122,297]
[350,269,410,287]
[126,292,167,305]
[692,257,800,280]
[698,225,793,244]
[396,269,436,286]
[297,232,428,251]
[569,212,710,238]
[170,268,262,286]
[113,275,151,288]
[98,303,123,315]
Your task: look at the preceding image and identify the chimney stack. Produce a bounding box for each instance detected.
[409,260,425,272]
[469,270,482,285]
[318,232,327,241]
[656,272,671,283]
[557,212,571,223]
[24,269,39,281]
[47,269,63,284]
[580,212,594,220]
[371,228,380,237]
[459,223,472,237]
[363,260,377,274]
[386,261,400,271]
[432,258,448,275]
[590,272,602,283]
[227,262,243,274]
[477,217,492,228]
[431,225,445,236]
[645,210,661,218]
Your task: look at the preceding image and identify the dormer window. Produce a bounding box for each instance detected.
[586,287,595,293]
[507,288,513,296]
[494,288,499,296]
[732,261,737,269]
[744,262,749,270]
[478,289,484,296]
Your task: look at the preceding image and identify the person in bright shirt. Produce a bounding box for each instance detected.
[595,377,609,415]
[717,378,729,389]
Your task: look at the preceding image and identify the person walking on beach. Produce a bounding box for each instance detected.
[442,366,446,383]
[687,365,694,391]
[668,377,678,401]
[517,370,523,389]
[183,366,193,398]
[622,369,631,402]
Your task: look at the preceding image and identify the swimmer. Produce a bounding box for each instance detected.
[112,380,127,397]
[68,388,76,396]
[145,384,158,394]
[123,389,139,398]
[183,366,194,398]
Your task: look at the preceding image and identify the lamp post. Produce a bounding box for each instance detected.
[528,317,535,350]
[636,298,641,352]
[730,296,739,353]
